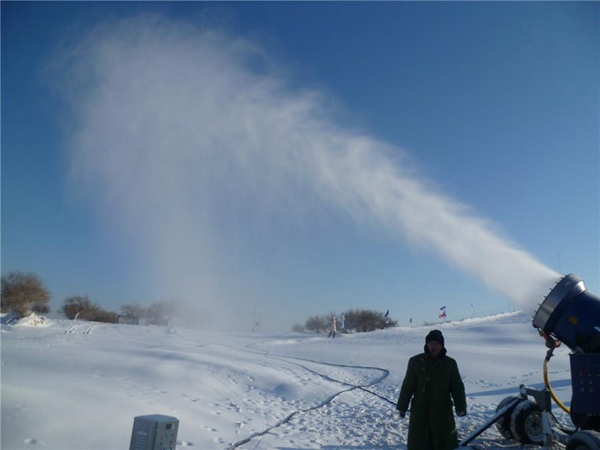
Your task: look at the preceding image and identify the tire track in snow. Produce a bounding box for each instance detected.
[226,345,396,449]
[65,325,80,334]
[65,323,98,334]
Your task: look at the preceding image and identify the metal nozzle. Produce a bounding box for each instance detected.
[532,274,600,352]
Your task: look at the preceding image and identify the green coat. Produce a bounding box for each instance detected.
[396,349,466,450]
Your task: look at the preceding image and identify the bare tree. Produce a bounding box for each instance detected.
[332,309,397,333]
[146,299,179,326]
[60,295,117,323]
[120,303,148,319]
[60,295,99,320]
[1,271,50,316]
[87,309,118,323]
[305,315,328,333]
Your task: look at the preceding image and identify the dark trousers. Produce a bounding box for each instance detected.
[425,428,434,450]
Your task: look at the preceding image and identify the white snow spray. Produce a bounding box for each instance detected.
[54,16,559,328]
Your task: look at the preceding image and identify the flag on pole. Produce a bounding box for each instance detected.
[439,306,447,319]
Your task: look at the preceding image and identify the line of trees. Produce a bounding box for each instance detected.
[120,300,180,326]
[2,271,398,332]
[60,295,118,323]
[1,271,178,326]
[295,309,398,334]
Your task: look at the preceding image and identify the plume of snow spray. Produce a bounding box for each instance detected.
[54,16,559,327]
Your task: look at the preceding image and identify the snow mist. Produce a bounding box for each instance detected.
[55,15,559,328]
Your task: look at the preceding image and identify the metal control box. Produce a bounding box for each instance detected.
[130,414,179,450]
[570,353,600,414]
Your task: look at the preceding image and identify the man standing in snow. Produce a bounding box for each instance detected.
[396,330,466,450]
[327,315,337,338]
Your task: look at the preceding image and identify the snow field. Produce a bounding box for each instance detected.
[2,312,573,449]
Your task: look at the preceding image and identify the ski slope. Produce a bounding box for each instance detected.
[1,312,573,449]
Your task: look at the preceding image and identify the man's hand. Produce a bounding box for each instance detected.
[398,411,406,419]
[457,411,466,417]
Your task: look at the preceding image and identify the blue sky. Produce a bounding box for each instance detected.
[2,2,598,331]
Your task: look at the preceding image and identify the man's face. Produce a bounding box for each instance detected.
[427,340,443,358]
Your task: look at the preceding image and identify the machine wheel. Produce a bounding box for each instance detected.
[495,396,521,439]
[566,430,600,450]
[509,399,544,445]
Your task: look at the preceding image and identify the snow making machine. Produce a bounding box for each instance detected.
[460,274,600,450]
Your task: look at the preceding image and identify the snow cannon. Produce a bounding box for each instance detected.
[532,274,600,437]
[459,274,600,449]
[533,274,600,353]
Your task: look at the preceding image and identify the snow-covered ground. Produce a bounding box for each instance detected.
[1,312,574,449]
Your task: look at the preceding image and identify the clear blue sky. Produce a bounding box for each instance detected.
[2,2,598,331]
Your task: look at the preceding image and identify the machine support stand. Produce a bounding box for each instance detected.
[522,386,554,449]
[458,396,522,447]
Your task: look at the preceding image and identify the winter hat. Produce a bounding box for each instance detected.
[425,329,445,347]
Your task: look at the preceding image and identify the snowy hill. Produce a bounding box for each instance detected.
[1,312,573,449]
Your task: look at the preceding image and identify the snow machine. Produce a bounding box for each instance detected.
[460,274,600,449]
